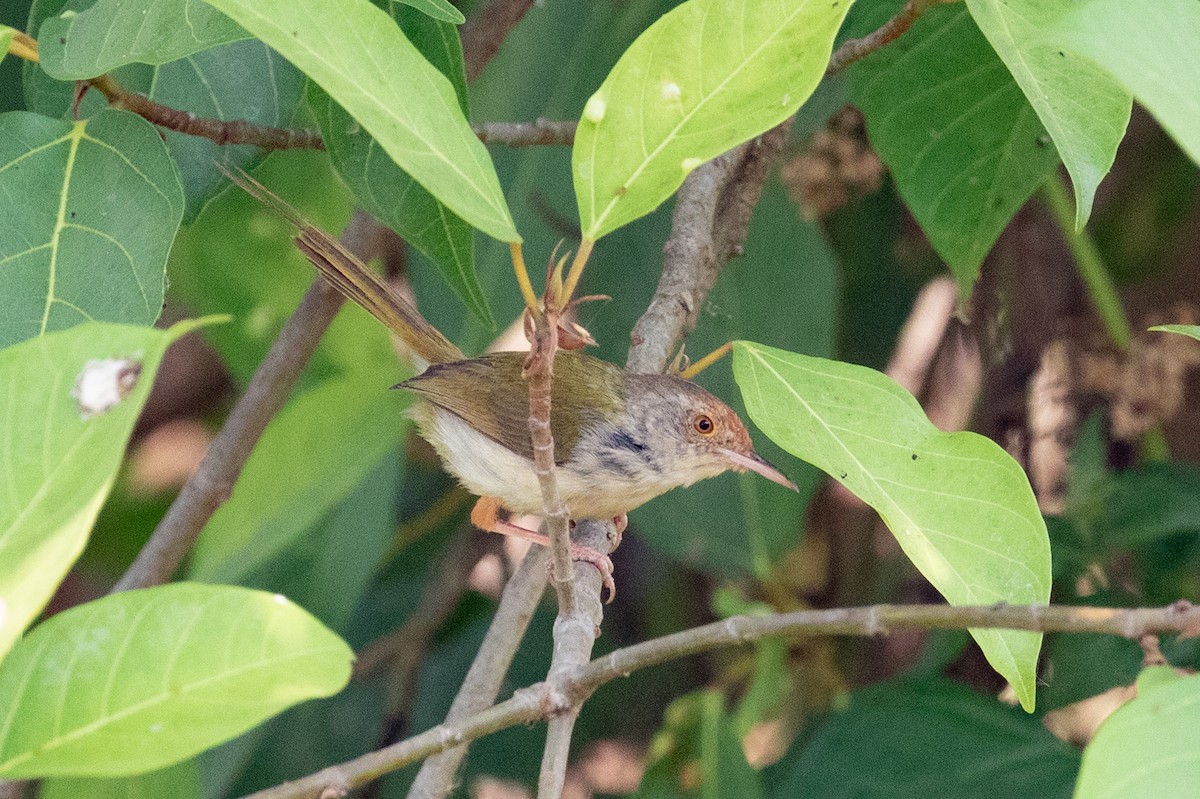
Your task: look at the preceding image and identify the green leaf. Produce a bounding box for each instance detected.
[393,0,464,25]
[1075,667,1200,799]
[202,0,519,243]
[42,761,201,799]
[36,0,247,78]
[0,319,209,663]
[572,0,851,241]
[732,341,1051,710]
[26,0,309,220]
[311,5,493,326]
[772,679,1079,798]
[0,583,352,778]
[849,3,1061,297]
[0,109,184,348]
[189,372,408,585]
[1150,324,1200,342]
[965,0,1131,228]
[1049,0,1200,170]
[1,26,14,64]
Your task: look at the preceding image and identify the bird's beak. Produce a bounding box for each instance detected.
[718,448,798,491]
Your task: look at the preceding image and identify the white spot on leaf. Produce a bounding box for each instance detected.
[661,82,682,102]
[680,157,704,175]
[73,359,142,419]
[273,594,289,605]
[583,94,606,124]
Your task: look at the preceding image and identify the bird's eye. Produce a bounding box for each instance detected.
[693,414,715,435]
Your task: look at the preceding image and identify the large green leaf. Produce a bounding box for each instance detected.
[26,0,308,220]
[202,0,519,243]
[965,0,1131,228]
[42,761,201,799]
[1050,0,1200,170]
[0,109,184,347]
[0,319,208,663]
[1075,667,1200,799]
[732,342,1051,710]
[36,0,247,78]
[0,583,352,778]
[773,679,1078,798]
[849,3,1060,297]
[393,0,463,24]
[311,4,493,326]
[189,371,408,585]
[572,0,851,241]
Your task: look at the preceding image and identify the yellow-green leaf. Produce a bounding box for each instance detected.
[733,341,1050,710]
[573,0,851,241]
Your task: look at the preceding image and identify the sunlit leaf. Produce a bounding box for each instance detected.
[0,109,184,347]
[202,0,519,242]
[1075,667,1200,799]
[312,4,493,325]
[36,0,247,78]
[965,0,1130,228]
[0,25,14,63]
[849,3,1060,297]
[0,583,352,778]
[573,0,851,240]
[1050,0,1200,170]
[733,341,1051,710]
[0,319,210,663]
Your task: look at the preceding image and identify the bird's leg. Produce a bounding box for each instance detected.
[470,496,617,602]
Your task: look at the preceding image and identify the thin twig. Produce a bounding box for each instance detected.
[826,0,954,75]
[474,119,576,147]
[535,520,612,799]
[524,307,577,612]
[88,74,326,150]
[237,600,1200,799]
[112,211,379,592]
[626,122,792,374]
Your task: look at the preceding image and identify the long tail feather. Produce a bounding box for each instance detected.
[220,165,463,365]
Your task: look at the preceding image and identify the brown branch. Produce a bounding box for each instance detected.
[524,307,577,611]
[626,121,793,374]
[87,74,325,150]
[460,0,536,80]
[474,119,576,147]
[237,600,1200,799]
[536,519,613,799]
[404,547,549,798]
[826,0,955,75]
[111,211,379,592]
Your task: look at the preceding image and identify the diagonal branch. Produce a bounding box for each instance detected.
[237,600,1200,799]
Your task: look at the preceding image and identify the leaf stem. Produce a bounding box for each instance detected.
[681,342,734,379]
[1040,172,1132,351]
[559,238,595,310]
[5,29,38,62]
[509,242,540,315]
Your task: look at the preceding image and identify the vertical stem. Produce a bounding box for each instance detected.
[1040,173,1132,351]
[559,238,595,309]
[511,241,541,314]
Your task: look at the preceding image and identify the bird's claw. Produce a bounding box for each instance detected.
[548,545,616,604]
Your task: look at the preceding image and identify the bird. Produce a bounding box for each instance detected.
[227,170,796,599]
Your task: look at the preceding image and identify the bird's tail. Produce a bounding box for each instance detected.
[222,166,463,365]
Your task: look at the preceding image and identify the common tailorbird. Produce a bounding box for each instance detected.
[230,172,796,597]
